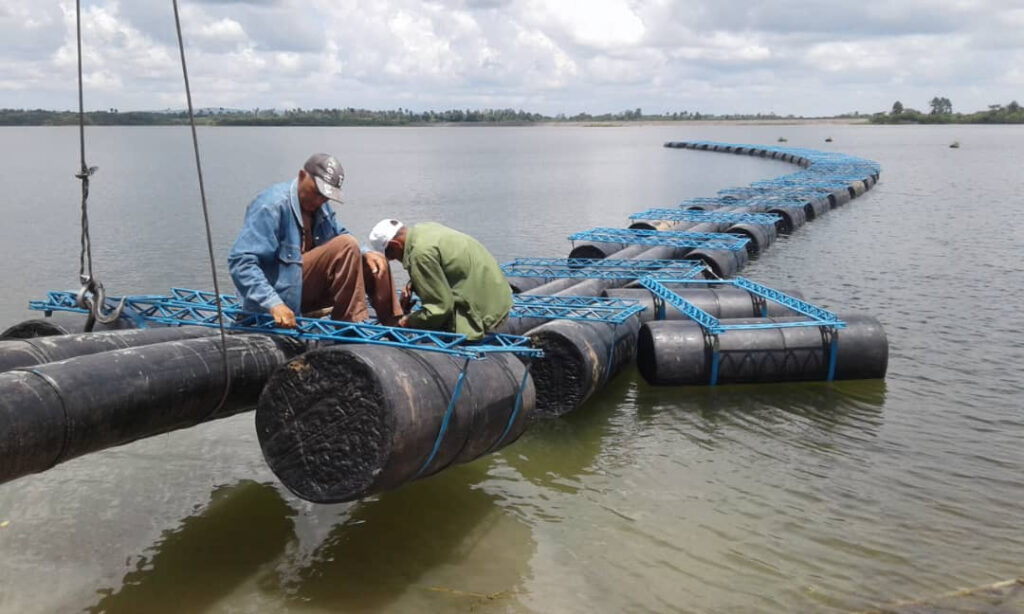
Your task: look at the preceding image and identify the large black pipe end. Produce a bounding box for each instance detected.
[257,347,393,503]
[835,314,889,379]
[528,318,640,418]
[257,344,535,503]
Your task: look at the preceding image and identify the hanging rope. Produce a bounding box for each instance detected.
[74,0,125,329]
[171,0,232,414]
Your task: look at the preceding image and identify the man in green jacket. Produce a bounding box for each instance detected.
[368,219,513,341]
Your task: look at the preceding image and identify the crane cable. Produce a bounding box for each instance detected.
[74,0,125,328]
[72,0,232,412]
[171,0,233,415]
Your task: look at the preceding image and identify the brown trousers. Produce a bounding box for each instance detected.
[301,235,402,325]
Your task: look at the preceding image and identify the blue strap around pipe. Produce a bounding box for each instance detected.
[412,357,472,480]
[487,361,533,453]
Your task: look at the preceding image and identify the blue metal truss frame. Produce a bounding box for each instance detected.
[568,227,749,252]
[629,208,782,226]
[29,290,543,360]
[501,258,707,281]
[510,294,645,324]
[636,277,845,385]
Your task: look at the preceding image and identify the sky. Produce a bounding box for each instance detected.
[1,0,1022,117]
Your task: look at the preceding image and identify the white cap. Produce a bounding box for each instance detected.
[368,218,404,253]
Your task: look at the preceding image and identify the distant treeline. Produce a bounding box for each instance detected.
[0,107,831,127]
[870,98,1024,124]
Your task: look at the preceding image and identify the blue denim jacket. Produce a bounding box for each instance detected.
[228,179,346,314]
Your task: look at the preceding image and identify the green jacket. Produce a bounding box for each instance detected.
[402,222,513,341]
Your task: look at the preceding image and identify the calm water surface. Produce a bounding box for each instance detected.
[0,125,1021,613]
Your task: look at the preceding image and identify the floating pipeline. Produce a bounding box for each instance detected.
[0,326,216,372]
[255,344,534,503]
[0,141,886,496]
[0,334,303,486]
[504,141,882,414]
[636,314,888,386]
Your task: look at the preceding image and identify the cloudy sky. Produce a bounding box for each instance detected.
[2,0,1022,117]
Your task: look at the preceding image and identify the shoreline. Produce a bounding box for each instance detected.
[0,117,874,128]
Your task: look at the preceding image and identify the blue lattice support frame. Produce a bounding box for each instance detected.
[636,277,847,384]
[629,209,782,226]
[501,258,707,281]
[568,228,749,252]
[510,295,645,324]
[29,290,542,360]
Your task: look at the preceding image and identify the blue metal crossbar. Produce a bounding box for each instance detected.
[569,228,749,252]
[636,277,845,384]
[629,208,782,226]
[510,294,645,324]
[681,197,736,208]
[29,290,542,360]
[501,258,706,281]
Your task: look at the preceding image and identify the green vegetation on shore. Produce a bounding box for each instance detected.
[3,98,1022,126]
[870,98,1023,124]
[0,107,847,127]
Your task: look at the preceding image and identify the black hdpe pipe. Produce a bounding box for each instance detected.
[511,240,673,297]
[804,197,830,221]
[568,221,749,279]
[504,242,696,336]
[830,188,852,208]
[636,314,888,386]
[0,334,303,486]
[724,220,776,256]
[1,313,137,339]
[0,326,215,372]
[765,205,806,234]
[684,245,749,279]
[603,287,806,324]
[525,316,641,417]
[255,344,535,503]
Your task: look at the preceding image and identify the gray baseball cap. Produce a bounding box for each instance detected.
[303,153,345,203]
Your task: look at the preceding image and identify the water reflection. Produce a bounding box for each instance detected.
[635,378,887,443]
[271,463,535,611]
[500,367,637,494]
[87,480,296,614]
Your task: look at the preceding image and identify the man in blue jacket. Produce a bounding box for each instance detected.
[228,153,401,328]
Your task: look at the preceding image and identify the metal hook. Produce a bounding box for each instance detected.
[75,276,126,325]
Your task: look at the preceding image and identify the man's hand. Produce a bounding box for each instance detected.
[398,315,409,328]
[364,251,388,278]
[399,281,414,314]
[269,303,297,329]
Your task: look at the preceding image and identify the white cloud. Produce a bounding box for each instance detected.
[0,0,1022,115]
[525,0,646,49]
[193,17,247,46]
